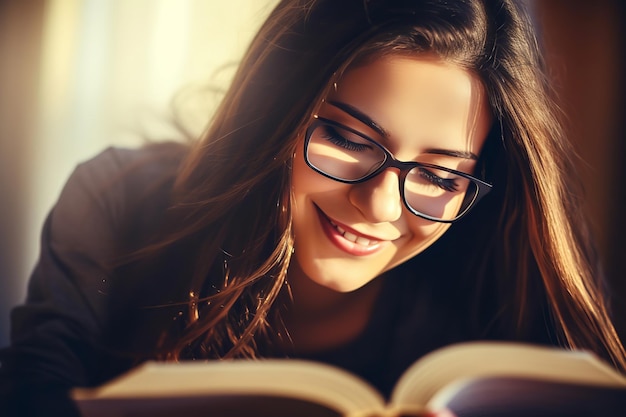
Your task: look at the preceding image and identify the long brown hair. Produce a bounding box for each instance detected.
[113,0,626,370]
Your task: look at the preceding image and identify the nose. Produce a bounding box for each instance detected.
[348,168,403,223]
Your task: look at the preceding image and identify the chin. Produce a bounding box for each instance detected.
[317,277,373,293]
[303,261,379,293]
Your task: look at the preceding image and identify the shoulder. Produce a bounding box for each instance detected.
[51,142,189,256]
[67,143,187,202]
[2,143,189,391]
[26,142,189,332]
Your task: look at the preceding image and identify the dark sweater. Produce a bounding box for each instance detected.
[0,145,557,416]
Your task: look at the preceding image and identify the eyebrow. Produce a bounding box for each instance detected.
[328,100,389,137]
[328,100,479,161]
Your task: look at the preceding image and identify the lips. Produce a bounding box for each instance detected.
[328,218,380,246]
[315,205,389,256]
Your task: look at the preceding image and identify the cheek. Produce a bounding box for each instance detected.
[406,212,450,240]
[394,218,451,262]
[290,147,325,236]
[292,145,334,199]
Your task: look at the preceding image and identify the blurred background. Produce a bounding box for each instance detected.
[0,0,279,347]
[0,0,625,348]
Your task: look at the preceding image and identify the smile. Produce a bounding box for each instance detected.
[315,205,388,256]
[328,219,380,246]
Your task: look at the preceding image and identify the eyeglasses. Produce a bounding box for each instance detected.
[304,116,492,223]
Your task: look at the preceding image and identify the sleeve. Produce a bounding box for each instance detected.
[0,147,134,416]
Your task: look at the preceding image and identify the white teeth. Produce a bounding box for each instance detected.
[343,231,359,243]
[328,219,378,246]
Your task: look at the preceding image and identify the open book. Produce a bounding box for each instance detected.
[72,341,626,417]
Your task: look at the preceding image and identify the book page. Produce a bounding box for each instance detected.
[390,342,626,407]
[73,360,387,417]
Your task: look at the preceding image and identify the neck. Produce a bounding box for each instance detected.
[278,261,384,353]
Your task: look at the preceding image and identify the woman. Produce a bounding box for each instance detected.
[2,0,625,415]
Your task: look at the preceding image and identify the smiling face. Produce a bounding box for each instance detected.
[290,56,492,292]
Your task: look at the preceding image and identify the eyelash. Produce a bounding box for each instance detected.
[321,126,372,152]
[418,168,459,192]
[319,121,462,193]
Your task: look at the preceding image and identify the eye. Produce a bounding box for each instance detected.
[417,168,460,192]
[319,125,373,152]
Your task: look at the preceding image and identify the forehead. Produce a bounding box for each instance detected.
[325,56,492,156]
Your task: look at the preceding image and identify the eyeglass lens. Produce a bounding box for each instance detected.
[305,122,480,221]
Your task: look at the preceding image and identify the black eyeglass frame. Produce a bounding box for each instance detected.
[304,116,493,223]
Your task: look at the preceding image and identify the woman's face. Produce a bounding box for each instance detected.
[291,56,492,292]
